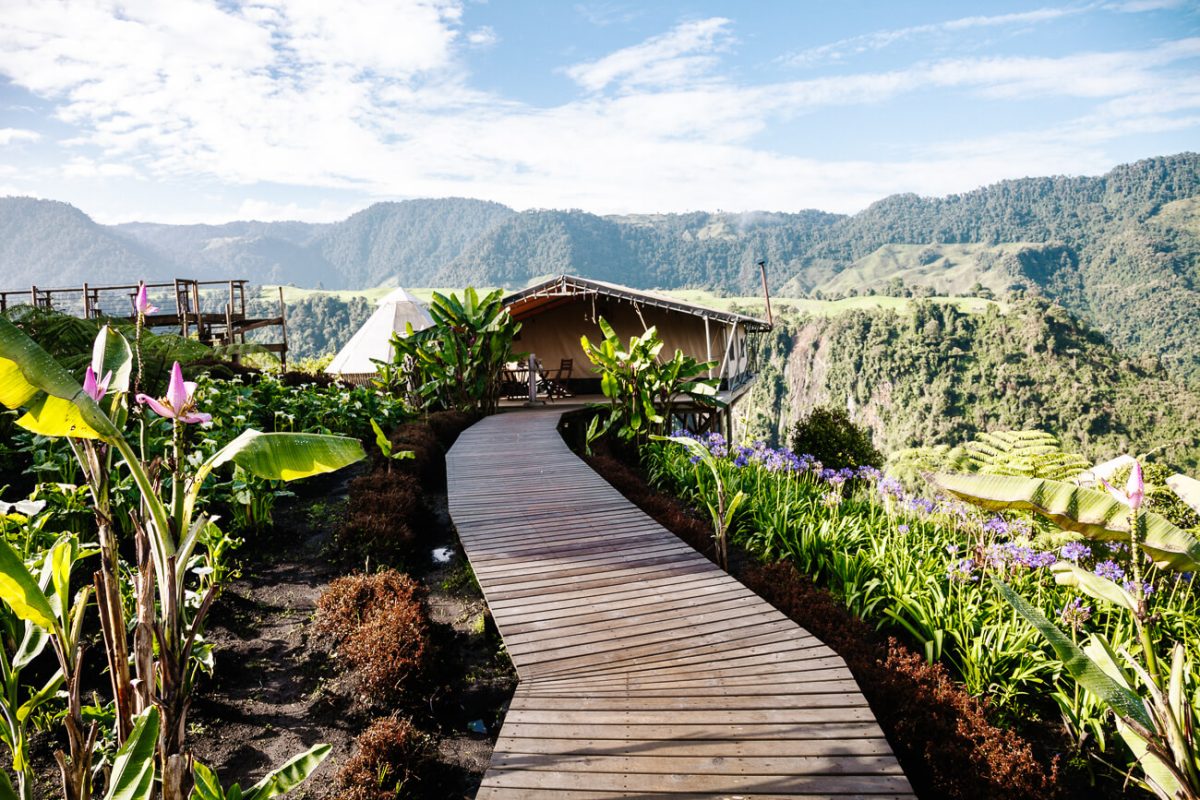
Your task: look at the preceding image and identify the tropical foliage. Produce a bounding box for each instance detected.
[384,288,521,415]
[581,318,719,444]
[643,430,1200,792]
[0,292,389,799]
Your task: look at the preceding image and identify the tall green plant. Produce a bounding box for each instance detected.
[581,318,718,444]
[385,288,520,415]
[655,435,744,570]
[0,304,365,800]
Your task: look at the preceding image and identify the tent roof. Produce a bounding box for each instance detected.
[502,274,772,331]
[325,289,433,377]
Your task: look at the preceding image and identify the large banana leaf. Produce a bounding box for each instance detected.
[0,539,56,631]
[1167,474,1200,517]
[210,431,365,481]
[92,325,133,393]
[0,316,119,440]
[243,744,331,800]
[994,579,1152,729]
[933,472,1200,570]
[105,706,159,800]
[1052,563,1138,612]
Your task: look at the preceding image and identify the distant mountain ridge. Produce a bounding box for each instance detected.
[2,152,1198,378]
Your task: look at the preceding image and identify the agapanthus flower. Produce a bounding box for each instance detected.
[1059,597,1092,631]
[136,362,211,424]
[1123,579,1154,598]
[856,465,882,481]
[82,365,112,403]
[1094,560,1125,582]
[948,557,978,582]
[895,524,909,535]
[135,282,159,316]
[1060,541,1092,562]
[982,516,1010,536]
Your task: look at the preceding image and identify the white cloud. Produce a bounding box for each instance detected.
[0,128,41,146]
[467,26,499,47]
[564,17,733,92]
[784,7,1082,67]
[0,5,1197,221]
[61,157,138,178]
[233,198,366,223]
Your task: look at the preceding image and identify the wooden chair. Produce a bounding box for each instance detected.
[545,358,573,399]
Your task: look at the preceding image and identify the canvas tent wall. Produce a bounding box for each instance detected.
[325,287,433,384]
[503,275,770,392]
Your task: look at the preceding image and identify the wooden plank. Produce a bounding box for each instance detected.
[446,410,913,797]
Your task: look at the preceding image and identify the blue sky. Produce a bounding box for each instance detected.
[1,1,1197,223]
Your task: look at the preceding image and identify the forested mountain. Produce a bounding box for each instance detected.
[0,197,171,285]
[744,297,1200,471]
[2,153,1198,378]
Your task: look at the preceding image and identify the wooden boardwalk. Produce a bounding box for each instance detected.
[446,411,913,799]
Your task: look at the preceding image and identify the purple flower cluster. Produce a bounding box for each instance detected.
[983,542,1058,571]
[1059,597,1092,631]
[982,515,1011,536]
[820,467,857,486]
[1123,580,1154,598]
[1094,560,1125,582]
[948,557,979,582]
[1059,541,1092,562]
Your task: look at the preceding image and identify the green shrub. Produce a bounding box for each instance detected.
[789,406,882,469]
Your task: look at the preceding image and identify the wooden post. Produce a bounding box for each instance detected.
[175,280,189,335]
[83,283,91,318]
[757,259,773,327]
[191,281,204,341]
[30,286,37,308]
[704,316,713,379]
[277,286,288,371]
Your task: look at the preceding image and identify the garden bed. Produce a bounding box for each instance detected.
[576,432,1126,800]
[181,412,517,799]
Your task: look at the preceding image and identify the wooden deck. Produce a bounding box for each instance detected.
[446,411,913,799]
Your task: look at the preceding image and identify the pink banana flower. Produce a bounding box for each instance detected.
[82,365,112,403]
[1100,459,1146,514]
[136,362,211,424]
[135,282,159,316]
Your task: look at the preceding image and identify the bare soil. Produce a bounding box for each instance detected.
[189,468,516,798]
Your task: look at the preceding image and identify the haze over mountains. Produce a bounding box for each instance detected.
[2,153,1199,379]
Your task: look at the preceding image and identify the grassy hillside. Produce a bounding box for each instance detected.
[811,242,1055,297]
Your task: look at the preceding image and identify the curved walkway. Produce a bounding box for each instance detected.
[447,410,913,799]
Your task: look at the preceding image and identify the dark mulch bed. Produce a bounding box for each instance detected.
[190,412,516,799]
[577,436,1130,800]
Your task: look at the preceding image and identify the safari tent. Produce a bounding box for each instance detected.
[502,275,771,403]
[325,287,433,384]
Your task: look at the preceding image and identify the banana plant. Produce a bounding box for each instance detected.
[655,435,744,571]
[0,313,364,800]
[386,288,522,415]
[369,419,414,474]
[582,318,719,444]
[189,744,330,800]
[931,472,1200,571]
[0,547,61,800]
